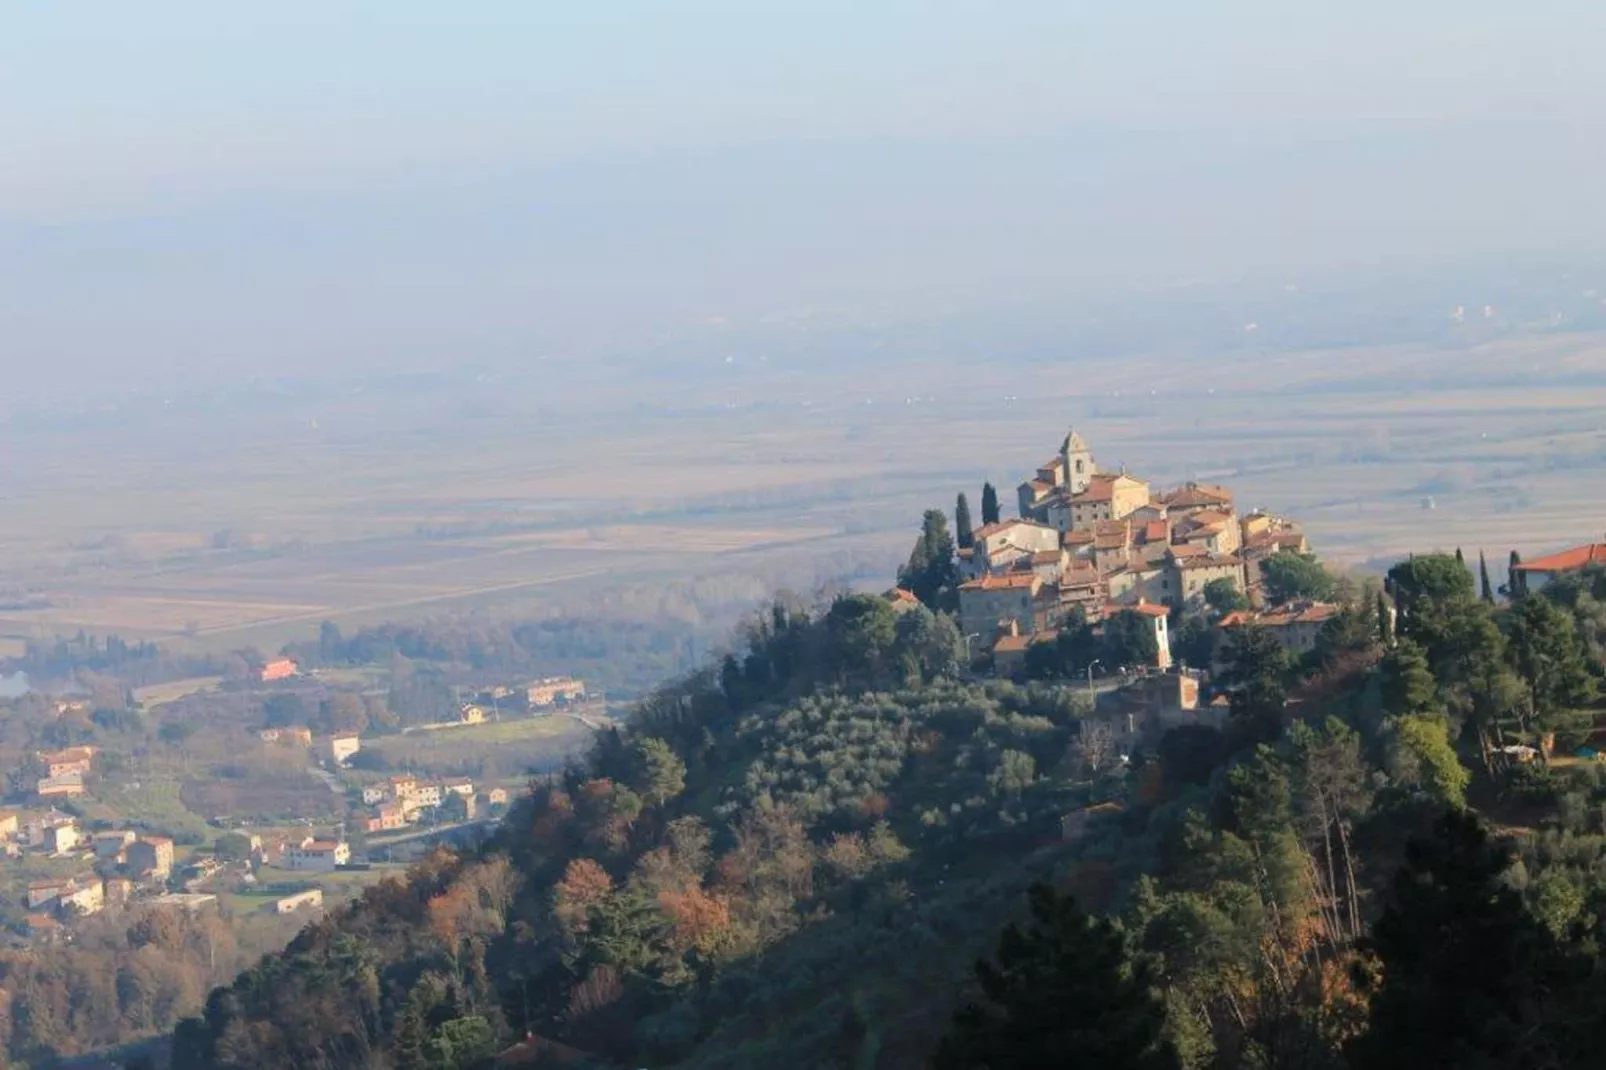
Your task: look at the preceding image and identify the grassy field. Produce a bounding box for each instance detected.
[4,329,1606,654]
[370,715,595,774]
[132,675,223,707]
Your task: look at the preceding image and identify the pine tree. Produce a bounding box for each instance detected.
[935,883,1179,1070]
[955,492,975,549]
[1479,551,1495,604]
[1347,809,1585,1070]
[981,482,1001,526]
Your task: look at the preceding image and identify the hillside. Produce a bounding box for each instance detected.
[153,547,1606,1069]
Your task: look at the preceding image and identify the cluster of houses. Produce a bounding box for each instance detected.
[359,774,510,833]
[31,745,97,800]
[15,815,175,928]
[950,428,1311,661]
[258,726,364,766]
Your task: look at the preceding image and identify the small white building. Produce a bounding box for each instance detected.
[323,732,362,766]
[44,822,81,855]
[283,840,350,872]
[361,785,389,805]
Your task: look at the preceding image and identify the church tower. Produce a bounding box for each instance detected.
[1061,429,1095,494]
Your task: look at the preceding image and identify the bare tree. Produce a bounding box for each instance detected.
[1071,719,1117,776]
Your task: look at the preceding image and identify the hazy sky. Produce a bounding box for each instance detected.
[4,2,1606,396]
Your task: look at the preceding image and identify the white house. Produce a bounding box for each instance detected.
[283,840,350,872]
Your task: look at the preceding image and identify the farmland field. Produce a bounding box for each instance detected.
[5,328,1606,656]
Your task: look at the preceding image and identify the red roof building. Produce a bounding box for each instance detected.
[1513,543,1606,593]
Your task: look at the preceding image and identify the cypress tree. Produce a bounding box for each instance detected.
[1509,550,1523,598]
[898,510,959,611]
[955,492,975,549]
[981,482,1001,526]
[1455,546,1465,566]
[1479,551,1495,604]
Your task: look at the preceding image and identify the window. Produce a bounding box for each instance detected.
[1075,460,1084,473]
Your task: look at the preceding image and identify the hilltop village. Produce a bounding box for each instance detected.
[947,427,1315,670]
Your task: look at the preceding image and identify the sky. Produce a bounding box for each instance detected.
[4,2,1606,397]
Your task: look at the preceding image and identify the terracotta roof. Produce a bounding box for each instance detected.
[497,1034,594,1066]
[1141,520,1169,544]
[1163,482,1234,508]
[1224,602,1341,628]
[993,635,1032,654]
[1188,509,1232,525]
[974,519,1057,539]
[1071,482,1115,503]
[1129,601,1171,618]
[1514,543,1606,573]
[1168,543,1208,558]
[959,573,1040,592]
[1175,553,1243,570]
[1062,529,1096,545]
[1029,550,1062,565]
[886,587,920,604]
[1248,531,1306,549]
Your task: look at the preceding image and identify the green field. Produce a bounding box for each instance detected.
[369,715,595,774]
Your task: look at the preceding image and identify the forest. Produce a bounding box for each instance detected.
[118,541,1606,1068]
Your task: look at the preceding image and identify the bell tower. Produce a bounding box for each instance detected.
[1062,429,1095,495]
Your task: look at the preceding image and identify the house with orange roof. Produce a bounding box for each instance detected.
[958,573,1057,649]
[964,519,1062,578]
[259,657,298,682]
[1511,542,1606,594]
[883,587,923,614]
[1065,473,1150,529]
[1221,601,1343,656]
[1160,482,1235,516]
[37,746,96,779]
[1170,551,1247,606]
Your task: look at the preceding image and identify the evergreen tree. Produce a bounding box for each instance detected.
[1509,550,1523,598]
[1380,638,1436,715]
[1479,550,1495,603]
[935,883,1179,1070]
[1221,624,1293,744]
[981,482,1001,526]
[1102,610,1161,670]
[897,510,960,611]
[1347,809,1583,1070]
[1455,546,1465,566]
[955,492,975,549]
[1505,594,1596,746]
